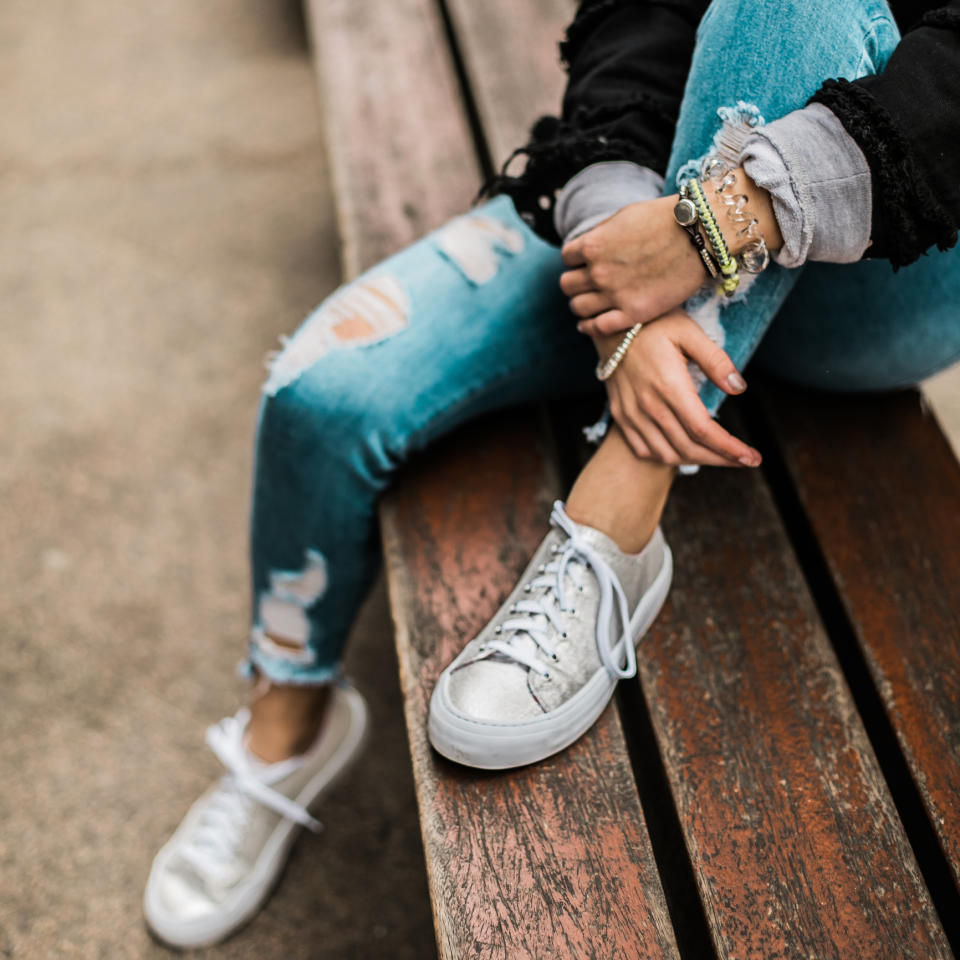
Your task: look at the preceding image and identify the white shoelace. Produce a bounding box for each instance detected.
[178,710,322,875]
[484,501,638,681]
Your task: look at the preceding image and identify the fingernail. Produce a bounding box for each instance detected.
[576,322,587,333]
[728,372,747,392]
[739,453,761,467]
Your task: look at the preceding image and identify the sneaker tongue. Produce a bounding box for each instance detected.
[569,521,623,558]
[560,517,651,608]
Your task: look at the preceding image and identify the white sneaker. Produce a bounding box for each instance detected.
[428,501,671,770]
[144,683,368,949]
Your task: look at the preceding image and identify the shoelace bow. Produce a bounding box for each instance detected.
[179,711,322,874]
[484,501,638,681]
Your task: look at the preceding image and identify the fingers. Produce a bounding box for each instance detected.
[677,323,748,396]
[561,238,586,268]
[617,421,654,461]
[612,394,742,468]
[613,394,686,466]
[670,385,762,466]
[576,309,632,337]
[559,268,593,297]
[644,396,749,467]
[569,292,614,319]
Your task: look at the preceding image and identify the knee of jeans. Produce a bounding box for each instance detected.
[697,0,898,66]
[260,364,410,489]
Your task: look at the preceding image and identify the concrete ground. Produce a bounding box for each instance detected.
[3,3,960,960]
[0,2,434,957]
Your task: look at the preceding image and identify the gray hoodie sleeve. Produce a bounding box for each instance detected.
[553,161,664,242]
[554,103,872,268]
[738,102,873,268]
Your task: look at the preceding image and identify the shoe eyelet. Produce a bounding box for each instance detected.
[551,654,559,662]
[543,672,552,681]
[494,625,502,634]
[524,584,532,593]
[561,632,567,639]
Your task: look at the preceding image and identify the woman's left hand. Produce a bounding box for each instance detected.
[596,308,762,468]
[561,168,782,337]
[560,195,708,336]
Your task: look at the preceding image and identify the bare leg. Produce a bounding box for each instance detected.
[565,423,674,554]
[247,646,331,763]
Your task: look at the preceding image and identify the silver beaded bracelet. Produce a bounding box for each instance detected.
[595,322,643,381]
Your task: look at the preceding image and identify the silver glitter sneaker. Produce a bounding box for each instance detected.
[143,684,368,949]
[428,501,671,770]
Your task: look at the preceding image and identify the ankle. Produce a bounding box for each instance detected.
[565,426,674,554]
[246,680,332,763]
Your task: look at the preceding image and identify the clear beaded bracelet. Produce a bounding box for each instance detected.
[596,322,643,381]
[701,156,770,274]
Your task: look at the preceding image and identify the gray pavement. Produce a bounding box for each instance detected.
[0,2,434,957]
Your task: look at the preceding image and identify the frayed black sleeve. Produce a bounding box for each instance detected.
[483,0,707,244]
[809,2,960,268]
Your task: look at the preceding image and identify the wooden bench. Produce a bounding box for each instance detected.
[306,0,960,956]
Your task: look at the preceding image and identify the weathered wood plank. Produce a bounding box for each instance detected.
[307,0,680,955]
[636,423,952,959]
[761,386,960,893]
[444,0,572,169]
[305,0,480,275]
[381,414,681,960]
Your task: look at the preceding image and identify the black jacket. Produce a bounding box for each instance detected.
[489,0,960,268]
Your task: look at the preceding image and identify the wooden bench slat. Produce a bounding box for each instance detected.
[444,0,572,168]
[639,437,952,958]
[308,1,679,955]
[760,387,960,893]
[381,415,681,960]
[305,0,480,276]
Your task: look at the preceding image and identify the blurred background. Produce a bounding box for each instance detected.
[0,1,435,957]
[2,2,960,958]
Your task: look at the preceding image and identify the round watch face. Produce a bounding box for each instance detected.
[674,197,698,227]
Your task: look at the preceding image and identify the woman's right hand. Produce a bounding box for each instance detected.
[596,309,762,468]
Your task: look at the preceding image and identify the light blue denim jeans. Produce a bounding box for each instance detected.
[246,0,960,684]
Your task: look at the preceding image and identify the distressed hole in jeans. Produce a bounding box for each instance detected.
[675,100,766,188]
[253,549,329,664]
[433,214,524,285]
[263,274,410,396]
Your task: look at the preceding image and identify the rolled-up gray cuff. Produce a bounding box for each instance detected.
[554,161,665,243]
[739,102,872,268]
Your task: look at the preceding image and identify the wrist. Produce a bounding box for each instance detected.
[592,330,622,363]
[705,166,783,254]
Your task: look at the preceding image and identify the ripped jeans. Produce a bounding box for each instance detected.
[246,0,960,683]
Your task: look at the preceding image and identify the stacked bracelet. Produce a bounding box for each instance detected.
[673,196,720,280]
[701,157,770,274]
[595,323,643,381]
[685,177,740,296]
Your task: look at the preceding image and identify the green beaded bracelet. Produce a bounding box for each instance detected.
[684,177,740,297]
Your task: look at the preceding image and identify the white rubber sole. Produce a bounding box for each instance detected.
[143,685,369,950]
[428,544,673,770]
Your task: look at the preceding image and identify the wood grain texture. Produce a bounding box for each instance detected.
[381,414,680,960]
[308,2,678,955]
[636,438,951,959]
[761,386,960,893]
[305,0,480,276]
[444,0,573,168]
